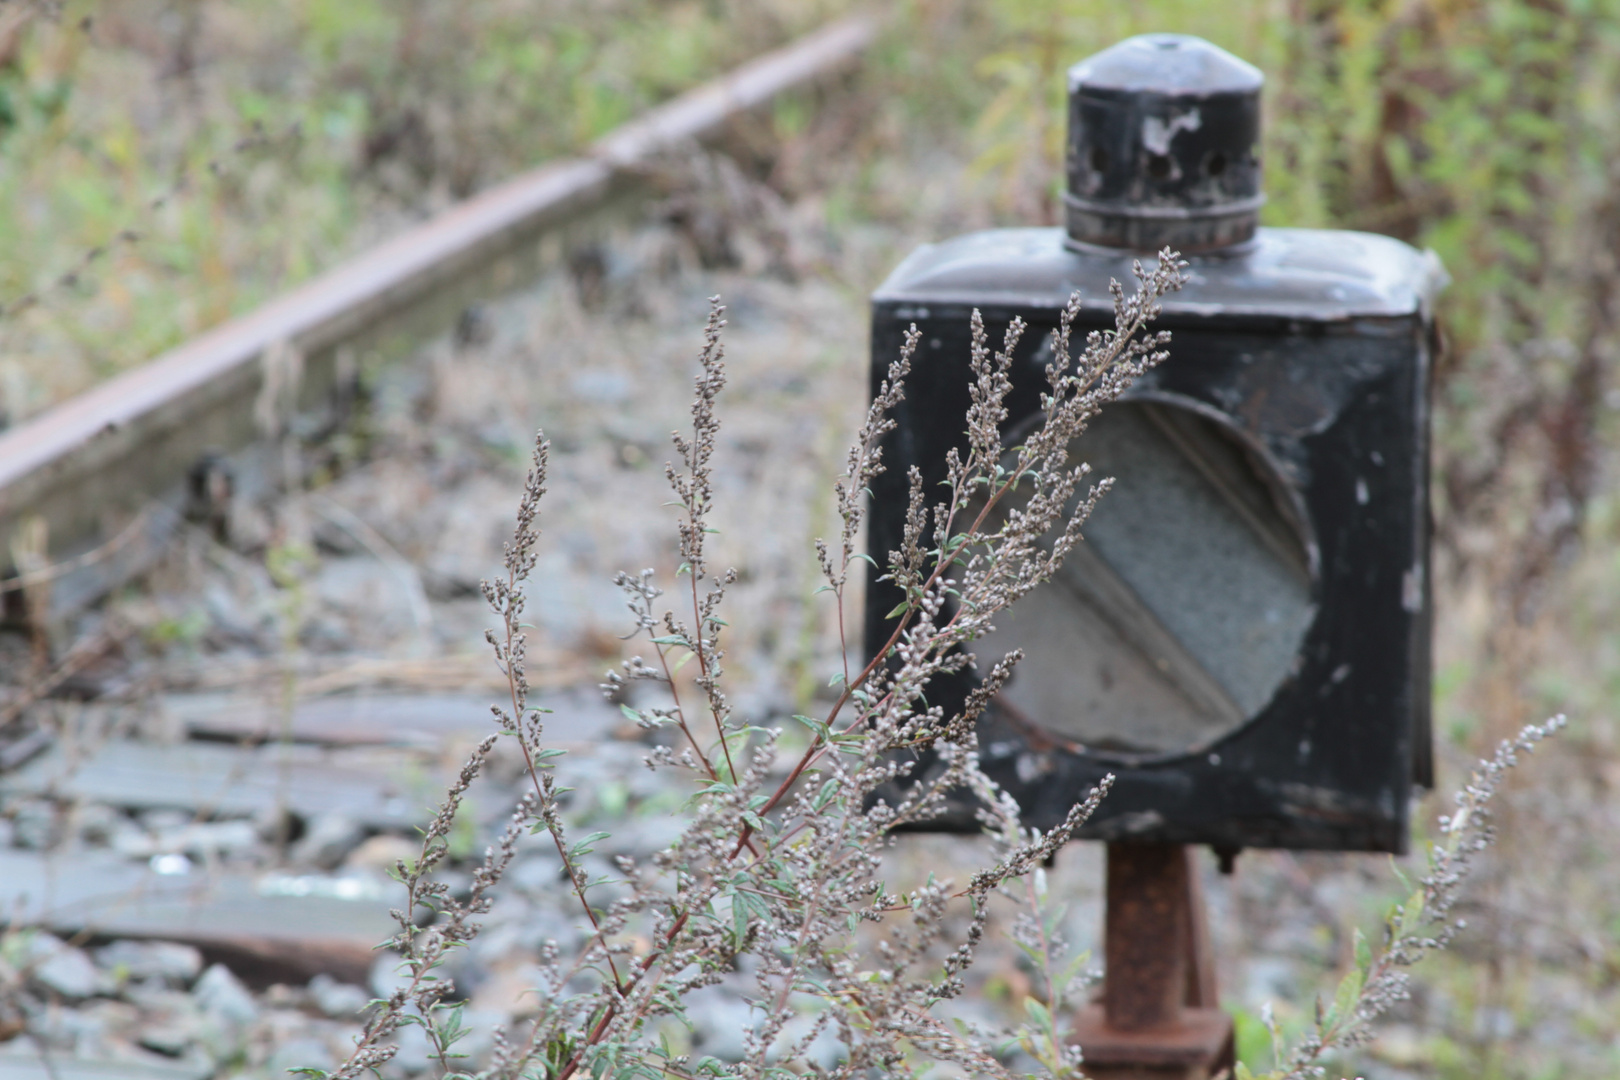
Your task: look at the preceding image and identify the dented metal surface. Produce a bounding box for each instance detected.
[1067,843,1235,1079]
[867,218,1438,852]
[874,225,1447,323]
[867,28,1438,856]
[973,401,1316,758]
[1064,34,1265,253]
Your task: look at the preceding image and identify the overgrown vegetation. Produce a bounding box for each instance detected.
[0,0,849,423]
[291,281,1555,1080]
[301,282,1562,1079]
[2,1,1614,1076]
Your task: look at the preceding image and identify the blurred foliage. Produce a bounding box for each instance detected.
[939,7,1620,1077]
[1,2,1616,1076]
[11,0,1616,594]
[9,0,1611,612]
[939,0,1620,607]
[0,0,847,426]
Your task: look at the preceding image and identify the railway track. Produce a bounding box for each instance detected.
[0,13,877,629]
[0,20,889,1073]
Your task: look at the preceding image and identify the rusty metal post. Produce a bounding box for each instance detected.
[1070,844,1234,1080]
[1104,842,1189,1030]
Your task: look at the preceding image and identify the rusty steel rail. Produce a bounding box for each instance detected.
[0,13,877,622]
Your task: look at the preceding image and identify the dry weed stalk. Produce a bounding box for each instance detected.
[310,250,1561,1080]
[1244,715,1567,1080]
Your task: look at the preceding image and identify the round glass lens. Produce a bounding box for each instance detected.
[973,400,1315,758]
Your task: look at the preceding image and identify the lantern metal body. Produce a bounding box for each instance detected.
[865,35,1443,855]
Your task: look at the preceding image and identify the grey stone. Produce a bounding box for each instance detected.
[369,951,410,1002]
[203,581,273,644]
[773,1012,844,1071]
[106,815,262,861]
[385,1022,433,1076]
[569,370,633,404]
[116,986,210,1064]
[107,818,157,859]
[26,933,108,999]
[1241,956,1298,1007]
[508,854,561,894]
[72,803,121,846]
[138,809,191,833]
[29,998,121,1053]
[12,799,61,850]
[168,820,261,858]
[308,973,371,1018]
[600,815,687,859]
[312,558,419,636]
[268,1036,336,1077]
[1473,1005,1516,1041]
[94,941,203,986]
[449,1008,508,1067]
[0,1038,211,1079]
[292,813,366,870]
[192,964,257,1027]
[137,1021,196,1058]
[685,986,755,1062]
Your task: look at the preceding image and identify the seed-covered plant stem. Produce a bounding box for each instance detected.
[324,252,1206,1080]
[1243,715,1567,1080]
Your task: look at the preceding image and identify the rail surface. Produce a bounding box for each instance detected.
[0,13,877,621]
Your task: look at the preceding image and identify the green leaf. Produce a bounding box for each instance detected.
[884,600,910,619]
[1331,964,1364,1029]
[1398,892,1426,939]
[790,714,828,737]
[1388,854,1413,894]
[1353,927,1371,973]
[619,704,643,724]
[1056,948,1092,997]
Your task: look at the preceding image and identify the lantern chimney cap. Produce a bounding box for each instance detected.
[1068,34,1263,97]
[1065,34,1265,254]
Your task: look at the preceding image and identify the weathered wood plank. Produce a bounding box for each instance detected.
[0,849,395,986]
[0,1053,210,1080]
[163,686,622,749]
[0,740,432,829]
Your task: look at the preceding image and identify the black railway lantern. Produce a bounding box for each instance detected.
[866,34,1444,857]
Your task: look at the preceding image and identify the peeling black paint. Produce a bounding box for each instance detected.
[866,225,1439,854]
